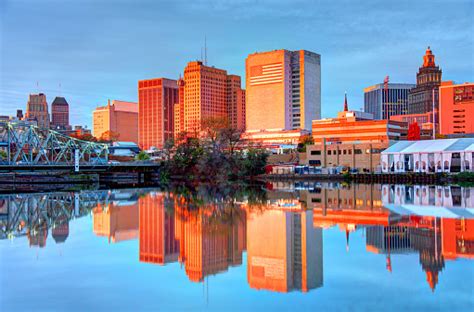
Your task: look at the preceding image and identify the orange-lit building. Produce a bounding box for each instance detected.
[179,61,245,136]
[390,112,434,139]
[246,208,322,292]
[92,100,138,143]
[93,200,139,243]
[408,47,442,115]
[139,193,179,265]
[25,93,50,129]
[439,81,474,136]
[242,128,310,147]
[226,75,246,131]
[245,49,321,131]
[138,78,179,149]
[174,78,185,139]
[312,107,407,144]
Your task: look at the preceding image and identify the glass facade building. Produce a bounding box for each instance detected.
[364,83,415,120]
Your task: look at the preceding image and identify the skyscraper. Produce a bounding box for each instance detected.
[183,61,227,134]
[174,61,246,136]
[138,78,179,149]
[51,96,70,130]
[245,49,321,131]
[408,47,442,114]
[364,83,415,120]
[174,77,185,138]
[226,75,246,131]
[25,93,50,129]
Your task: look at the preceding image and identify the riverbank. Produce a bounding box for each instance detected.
[259,172,474,186]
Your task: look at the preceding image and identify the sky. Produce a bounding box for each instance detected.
[1,0,473,128]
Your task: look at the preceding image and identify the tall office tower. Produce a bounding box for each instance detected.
[25,93,50,129]
[408,47,442,114]
[182,61,245,135]
[226,75,246,130]
[92,99,138,143]
[245,49,321,131]
[138,78,179,149]
[183,61,227,134]
[174,78,185,139]
[364,83,415,120]
[51,96,70,130]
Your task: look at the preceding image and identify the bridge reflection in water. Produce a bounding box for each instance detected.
[1,184,472,293]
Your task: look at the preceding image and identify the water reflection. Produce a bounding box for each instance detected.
[1,183,473,295]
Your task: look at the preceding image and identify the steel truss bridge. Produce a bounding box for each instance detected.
[0,190,114,240]
[0,121,108,166]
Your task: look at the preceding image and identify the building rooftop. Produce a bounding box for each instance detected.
[51,96,69,106]
[382,138,474,154]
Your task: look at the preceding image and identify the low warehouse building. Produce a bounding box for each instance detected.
[381,138,474,173]
[305,142,388,172]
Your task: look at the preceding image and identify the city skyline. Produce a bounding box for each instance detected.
[1,0,473,127]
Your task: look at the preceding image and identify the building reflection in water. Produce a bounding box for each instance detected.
[93,191,139,243]
[304,183,474,291]
[138,192,246,283]
[1,184,472,294]
[246,200,323,293]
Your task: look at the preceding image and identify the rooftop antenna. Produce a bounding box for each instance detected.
[59,83,62,96]
[204,35,207,65]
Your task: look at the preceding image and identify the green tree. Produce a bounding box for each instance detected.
[135,150,151,161]
[297,134,314,152]
[0,149,7,161]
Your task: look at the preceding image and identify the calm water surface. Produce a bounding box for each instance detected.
[1,183,473,311]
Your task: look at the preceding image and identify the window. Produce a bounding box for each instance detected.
[309,160,321,166]
[355,149,362,154]
[310,150,321,155]
[328,150,332,155]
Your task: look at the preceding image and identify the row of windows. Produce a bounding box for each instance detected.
[310,148,384,156]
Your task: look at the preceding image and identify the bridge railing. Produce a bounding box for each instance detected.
[0,121,108,166]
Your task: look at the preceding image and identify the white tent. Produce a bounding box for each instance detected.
[381,138,474,173]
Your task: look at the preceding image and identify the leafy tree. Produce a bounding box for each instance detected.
[135,151,151,161]
[297,134,314,152]
[220,127,243,156]
[70,133,97,142]
[0,149,7,160]
[99,130,120,143]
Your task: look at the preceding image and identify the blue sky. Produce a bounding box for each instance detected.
[1,0,473,128]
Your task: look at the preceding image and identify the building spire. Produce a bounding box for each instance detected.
[423,46,436,67]
[344,92,348,112]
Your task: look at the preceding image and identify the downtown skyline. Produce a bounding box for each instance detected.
[1,0,473,128]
